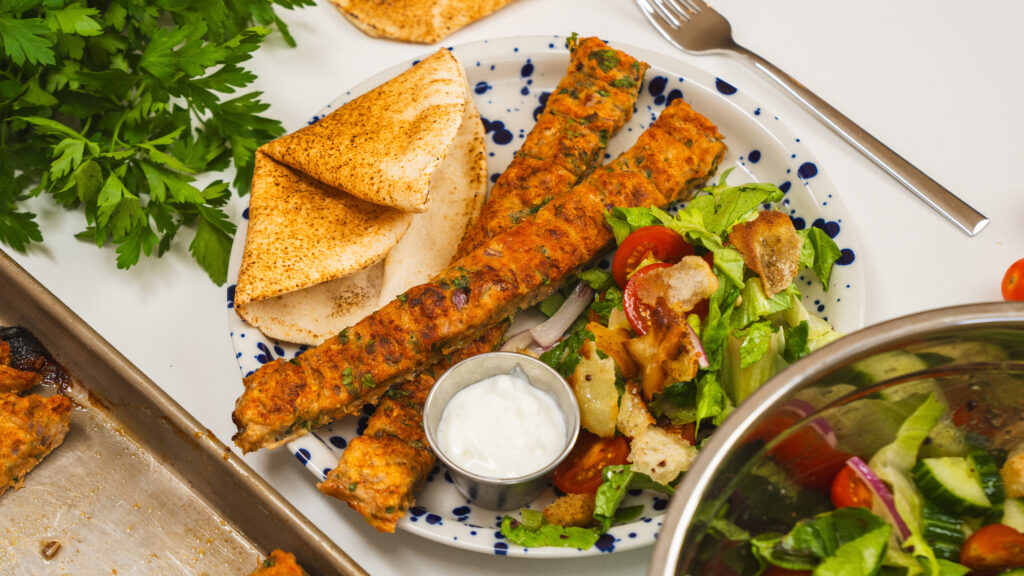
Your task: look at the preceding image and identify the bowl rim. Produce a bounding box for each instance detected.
[648,301,1024,576]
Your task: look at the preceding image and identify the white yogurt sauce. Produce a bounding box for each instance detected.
[437,369,566,479]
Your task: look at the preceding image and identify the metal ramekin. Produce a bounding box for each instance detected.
[423,351,580,511]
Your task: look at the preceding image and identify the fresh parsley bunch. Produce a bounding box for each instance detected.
[0,0,313,284]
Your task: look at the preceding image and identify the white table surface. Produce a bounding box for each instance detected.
[9,0,1024,574]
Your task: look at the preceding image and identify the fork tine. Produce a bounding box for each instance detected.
[651,0,684,27]
[663,0,698,18]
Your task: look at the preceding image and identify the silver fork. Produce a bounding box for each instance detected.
[637,0,988,237]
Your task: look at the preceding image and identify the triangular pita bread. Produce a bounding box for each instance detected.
[328,0,517,44]
[260,49,467,213]
[234,52,486,345]
[234,152,412,321]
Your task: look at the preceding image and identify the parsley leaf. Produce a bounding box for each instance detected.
[0,0,313,283]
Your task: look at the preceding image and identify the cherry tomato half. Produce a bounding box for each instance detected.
[831,464,873,509]
[622,262,673,335]
[611,226,693,289]
[552,431,630,494]
[1002,258,1024,301]
[748,413,852,493]
[960,523,1024,571]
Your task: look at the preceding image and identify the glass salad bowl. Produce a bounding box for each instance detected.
[649,301,1024,575]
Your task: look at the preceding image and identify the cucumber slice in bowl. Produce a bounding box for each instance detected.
[913,457,992,516]
[968,449,1006,506]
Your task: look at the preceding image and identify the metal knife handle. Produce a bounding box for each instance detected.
[729,43,989,237]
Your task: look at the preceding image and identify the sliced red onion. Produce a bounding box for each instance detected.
[500,329,537,352]
[846,456,912,541]
[529,283,594,348]
[684,323,710,369]
[782,398,838,448]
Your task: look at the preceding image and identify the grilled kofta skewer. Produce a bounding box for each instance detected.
[315,37,648,531]
[455,35,647,253]
[233,99,727,453]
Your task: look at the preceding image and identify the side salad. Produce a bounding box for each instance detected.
[693,345,1024,576]
[498,171,845,548]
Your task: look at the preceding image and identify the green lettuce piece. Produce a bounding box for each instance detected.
[783,321,811,363]
[578,268,615,291]
[798,226,843,290]
[499,516,601,549]
[813,524,891,576]
[538,291,566,317]
[735,320,773,368]
[594,464,673,532]
[604,207,661,244]
[696,371,730,434]
[699,281,740,371]
[732,278,799,329]
[651,380,698,425]
[539,317,593,378]
[589,285,623,325]
[935,559,971,576]
[751,507,890,572]
[868,394,945,574]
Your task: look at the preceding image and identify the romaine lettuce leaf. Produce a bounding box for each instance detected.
[594,464,673,532]
[783,320,811,363]
[868,394,945,574]
[499,516,601,549]
[751,507,890,572]
[797,226,843,290]
[732,278,799,329]
[539,317,594,378]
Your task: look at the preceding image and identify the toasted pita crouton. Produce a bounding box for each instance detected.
[624,306,702,400]
[588,322,638,380]
[616,384,697,485]
[729,210,803,297]
[543,493,597,528]
[632,256,718,316]
[569,341,620,438]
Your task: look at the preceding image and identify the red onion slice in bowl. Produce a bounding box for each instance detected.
[846,456,912,541]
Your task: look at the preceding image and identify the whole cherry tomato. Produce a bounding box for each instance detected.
[960,523,1024,571]
[830,464,873,509]
[622,262,673,335]
[552,431,630,494]
[1003,258,1024,301]
[611,226,692,288]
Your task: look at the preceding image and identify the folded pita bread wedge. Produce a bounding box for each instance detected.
[235,52,486,345]
[260,49,467,213]
[234,152,412,341]
[329,0,517,44]
[378,96,486,305]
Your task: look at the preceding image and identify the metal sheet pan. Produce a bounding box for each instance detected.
[0,251,367,575]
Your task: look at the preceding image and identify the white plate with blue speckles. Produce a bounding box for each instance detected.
[225,35,865,558]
